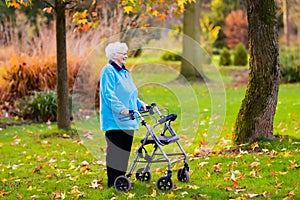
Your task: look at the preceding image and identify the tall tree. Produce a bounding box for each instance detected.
[282,0,290,46]
[5,0,97,129]
[181,0,203,81]
[55,0,70,129]
[120,0,205,81]
[233,0,280,144]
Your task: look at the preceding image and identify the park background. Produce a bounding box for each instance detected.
[0,0,300,199]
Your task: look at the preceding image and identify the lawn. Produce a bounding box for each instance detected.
[1,62,300,199]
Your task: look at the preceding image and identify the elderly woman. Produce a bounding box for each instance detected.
[99,42,146,187]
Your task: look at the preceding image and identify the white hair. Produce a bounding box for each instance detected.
[105,42,128,60]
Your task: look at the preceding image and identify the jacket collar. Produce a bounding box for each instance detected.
[109,60,127,72]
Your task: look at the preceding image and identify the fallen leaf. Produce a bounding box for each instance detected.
[30,195,39,200]
[270,171,278,176]
[249,162,260,168]
[198,162,209,168]
[232,180,239,189]
[251,142,259,150]
[68,186,84,199]
[62,134,70,138]
[51,191,66,200]
[190,193,211,199]
[167,192,175,198]
[0,190,11,197]
[89,180,103,189]
[16,193,23,200]
[285,190,295,198]
[242,193,260,198]
[236,173,245,180]
[186,185,200,189]
[127,192,135,199]
[212,163,222,172]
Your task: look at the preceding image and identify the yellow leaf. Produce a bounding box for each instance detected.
[186,185,200,189]
[124,6,133,14]
[0,190,11,197]
[278,171,288,175]
[46,173,55,178]
[152,10,159,16]
[177,0,185,7]
[43,7,53,13]
[251,142,259,150]
[167,192,175,198]
[62,134,70,138]
[127,193,135,198]
[27,185,33,191]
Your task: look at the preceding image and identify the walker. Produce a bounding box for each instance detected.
[114,103,190,192]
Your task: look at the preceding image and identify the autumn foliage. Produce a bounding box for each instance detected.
[0,53,83,104]
[223,9,248,49]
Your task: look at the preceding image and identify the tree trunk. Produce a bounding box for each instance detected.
[180,0,205,81]
[55,0,70,129]
[282,0,290,46]
[232,0,280,144]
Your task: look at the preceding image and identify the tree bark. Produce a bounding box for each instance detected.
[232,0,280,144]
[55,0,70,129]
[180,0,204,81]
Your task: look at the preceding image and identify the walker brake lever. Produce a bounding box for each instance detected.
[129,110,135,120]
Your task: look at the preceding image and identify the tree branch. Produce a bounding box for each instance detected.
[43,0,55,10]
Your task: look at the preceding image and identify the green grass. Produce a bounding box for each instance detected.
[1,59,300,199]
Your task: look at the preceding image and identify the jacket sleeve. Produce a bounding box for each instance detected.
[100,69,126,114]
[136,98,145,110]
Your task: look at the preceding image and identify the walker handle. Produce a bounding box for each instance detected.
[129,110,135,120]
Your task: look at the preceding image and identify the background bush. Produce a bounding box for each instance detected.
[161,51,181,61]
[16,90,57,122]
[0,53,83,104]
[16,90,73,122]
[233,43,248,66]
[219,47,232,66]
[280,46,300,83]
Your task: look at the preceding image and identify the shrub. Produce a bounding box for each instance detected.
[219,47,232,66]
[280,46,300,83]
[17,90,57,122]
[233,43,248,66]
[161,51,181,61]
[16,90,73,122]
[223,10,248,49]
[0,53,82,104]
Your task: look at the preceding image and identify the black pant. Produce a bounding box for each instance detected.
[105,130,134,187]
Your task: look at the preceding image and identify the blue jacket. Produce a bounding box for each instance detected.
[100,61,144,131]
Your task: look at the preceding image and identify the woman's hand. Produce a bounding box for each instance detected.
[141,104,148,111]
[120,108,129,116]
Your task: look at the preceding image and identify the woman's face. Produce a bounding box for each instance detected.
[114,51,128,65]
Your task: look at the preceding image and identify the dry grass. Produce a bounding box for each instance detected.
[0,8,125,110]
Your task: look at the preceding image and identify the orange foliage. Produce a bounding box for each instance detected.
[0,53,83,105]
[223,10,248,49]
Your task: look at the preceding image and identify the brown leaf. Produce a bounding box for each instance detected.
[191,193,211,199]
[30,195,39,200]
[212,163,222,172]
[16,193,23,200]
[249,161,260,168]
[232,180,239,189]
[89,180,103,189]
[251,142,259,150]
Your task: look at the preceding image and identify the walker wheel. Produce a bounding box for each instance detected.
[136,168,152,182]
[114,176,132,192]
[156,176,174,191]
[177,168,190,182]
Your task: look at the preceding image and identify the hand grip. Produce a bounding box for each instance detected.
[129,110,135,120]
